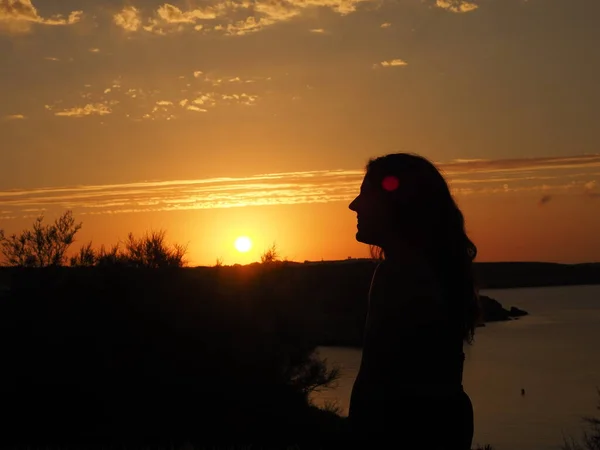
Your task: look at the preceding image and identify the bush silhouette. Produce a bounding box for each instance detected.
[70,230,188,268]
[0,212,187,269]
[0,210,81,267]
[261,241,280,264]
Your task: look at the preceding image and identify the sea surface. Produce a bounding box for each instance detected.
[310,284,600,450]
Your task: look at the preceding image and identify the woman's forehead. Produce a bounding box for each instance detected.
[361,173,398,191]
[360,177,372,191]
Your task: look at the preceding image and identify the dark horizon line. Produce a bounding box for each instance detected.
[189,259,600,268]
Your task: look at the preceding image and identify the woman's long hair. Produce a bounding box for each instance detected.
[365,153,481,344]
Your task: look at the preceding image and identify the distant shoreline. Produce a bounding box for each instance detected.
[479,282,600,291]
[185,260,600,291]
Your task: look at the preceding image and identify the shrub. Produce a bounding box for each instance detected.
[261,241,280,264]
[70,230,188,268]
[0,210,81,267]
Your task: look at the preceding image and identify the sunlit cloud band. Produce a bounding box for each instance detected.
[1,154,599,220]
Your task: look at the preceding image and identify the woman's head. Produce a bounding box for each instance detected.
[349,152,481,343]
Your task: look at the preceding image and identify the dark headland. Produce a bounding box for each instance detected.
[252,259,600,347]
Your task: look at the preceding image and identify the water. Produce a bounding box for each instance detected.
[310,284,600,450]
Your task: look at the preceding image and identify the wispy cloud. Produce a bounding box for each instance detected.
[378,59,408,68]
[113,0,375,36]
[3,114,25,120]
[50,102,113,118]
[44,76,263,121]
[309,28,326,33]
[89,48,100,53]
[439,155,600,175]
[1,155,599,219]
[0,0,82,35]
[44,56,60,61]
[380,22,391,28]
[435,0,479,13]
[157,3,218,22]
[186,105,207,112]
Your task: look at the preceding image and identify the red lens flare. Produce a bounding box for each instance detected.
[382,175,399,192]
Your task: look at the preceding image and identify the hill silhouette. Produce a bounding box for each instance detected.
[472,261,600,289]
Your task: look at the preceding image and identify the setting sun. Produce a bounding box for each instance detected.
[234,236,252,253]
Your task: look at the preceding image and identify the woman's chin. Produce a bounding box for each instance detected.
[355,230,375,245]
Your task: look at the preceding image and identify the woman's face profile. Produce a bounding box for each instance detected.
[348,175,390,246]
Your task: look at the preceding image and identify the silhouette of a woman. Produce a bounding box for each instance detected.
[347,153,478,448]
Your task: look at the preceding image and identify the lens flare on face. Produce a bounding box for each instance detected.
[382,175,399,191]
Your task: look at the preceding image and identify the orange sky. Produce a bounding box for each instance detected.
[1,0,599,266]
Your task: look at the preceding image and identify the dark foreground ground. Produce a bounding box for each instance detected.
[2,261,594,446]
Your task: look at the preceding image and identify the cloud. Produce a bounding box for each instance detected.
[44,56,60,61]
[43,76,262,121]
[2,154,599,219]
[0,169,363,216]
[3,114,25,120]
[156,3,218,22]
[192,93,218,107]
[142,3,223,34]
[380,22,391,28]
[227,0,376,34]
[113,6,142,31]
[440,154,600,175]
[187,105,207,112]
[0,0,82,34]
[52,103,112,118]
[435,0,479,13]
[112,0,375,36]
[379,59,408,67]
[309,28,325,33]
[114,3,226,35]
[224,16,273,35]
[220,92,258,105]
[89,48,100,53]
[299,0,371,15]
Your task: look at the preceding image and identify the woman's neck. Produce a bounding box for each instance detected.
[382,240,420,263]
